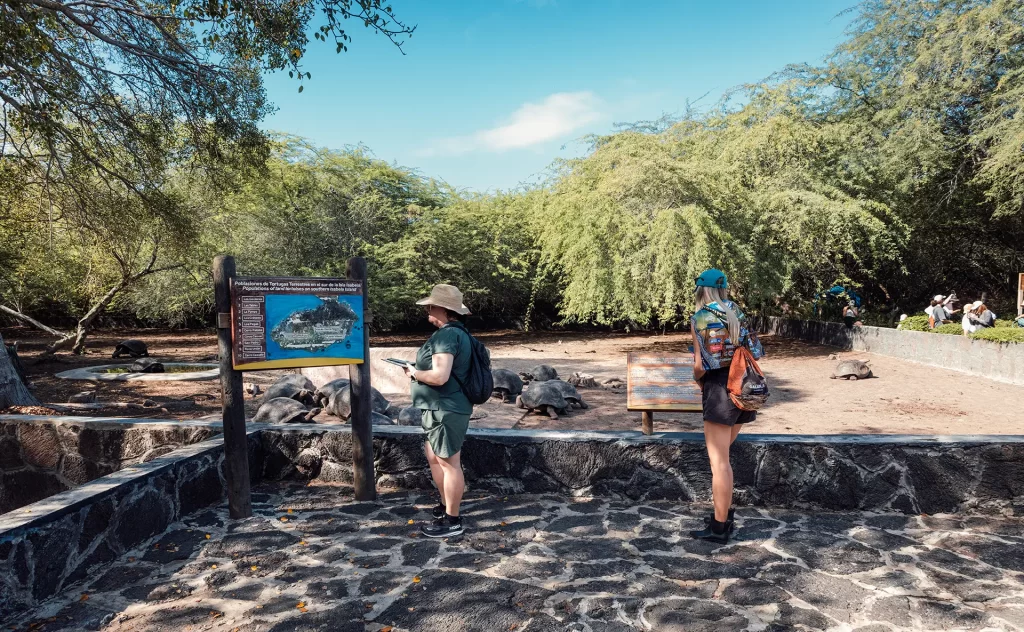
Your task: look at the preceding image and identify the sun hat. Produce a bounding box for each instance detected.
[416,284,471,315]
[933,294,945,301]
[971,300,984,310]
[695,269,728,289]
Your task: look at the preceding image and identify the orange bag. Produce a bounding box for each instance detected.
[727,345,770,411]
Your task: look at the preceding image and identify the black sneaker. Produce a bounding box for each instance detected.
[703,508,736,533]
[432,503,446,520]
[421,515,464,538]
[690,518,730,544]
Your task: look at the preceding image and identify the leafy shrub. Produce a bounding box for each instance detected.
[898,315,930,332]
[932,323,963,335]
[971,328,1024,343]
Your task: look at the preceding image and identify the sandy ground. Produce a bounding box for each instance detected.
[3,327,1021,435]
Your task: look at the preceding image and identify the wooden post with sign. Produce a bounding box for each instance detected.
[213,255,253,519]
[1018,272,1023,317]
[627,353,703,435]
[217,259,373,514]
[641,411,654,435]
[347,257,376,502]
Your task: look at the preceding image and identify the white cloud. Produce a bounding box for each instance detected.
[422,91,602,156]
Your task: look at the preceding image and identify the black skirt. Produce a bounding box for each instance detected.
[701,367,757,427]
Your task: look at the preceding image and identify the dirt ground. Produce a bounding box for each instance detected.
[3,326,1022,435]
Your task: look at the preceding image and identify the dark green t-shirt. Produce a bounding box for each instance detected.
[410,324,472,414]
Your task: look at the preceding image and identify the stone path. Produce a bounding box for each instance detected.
[9,482,1024,631]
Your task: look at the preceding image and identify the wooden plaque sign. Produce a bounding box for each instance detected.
[1018,272,1024,316]
[626,353,702,412]
[230,277,365,370]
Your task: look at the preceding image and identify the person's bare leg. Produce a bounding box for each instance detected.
[730,424,742,445]
[424,441,446,501]
[436,451,465,517]
[704,421,734,523]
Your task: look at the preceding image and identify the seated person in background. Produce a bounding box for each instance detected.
[969,301,997,328]
[842,301,861,329]
[962,302,979,335]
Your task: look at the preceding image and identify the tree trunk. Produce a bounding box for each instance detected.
[0,332,39,408]
[47,279,129,355]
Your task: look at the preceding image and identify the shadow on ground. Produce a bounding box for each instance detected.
[10,482,1024,632]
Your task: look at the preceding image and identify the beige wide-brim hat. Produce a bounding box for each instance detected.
[416,284,471,315]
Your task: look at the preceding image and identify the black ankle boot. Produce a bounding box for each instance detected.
[704,508,736,533]
[690,517,730,544]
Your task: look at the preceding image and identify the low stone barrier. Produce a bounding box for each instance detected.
[0,417,217,514]
[0,418,263,621]
[260,426,1024,517]
[753,316,1024,385]
[4,415,1024,621]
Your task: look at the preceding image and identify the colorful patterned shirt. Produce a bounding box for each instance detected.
[691,300,764,371]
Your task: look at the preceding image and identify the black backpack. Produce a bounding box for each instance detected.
[447,322,493,405]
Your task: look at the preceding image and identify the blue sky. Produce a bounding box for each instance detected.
[262,0,856,192]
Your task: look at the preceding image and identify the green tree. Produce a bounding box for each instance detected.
[0,0,413,405]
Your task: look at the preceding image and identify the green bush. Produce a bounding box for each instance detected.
[971,328,1024,343]
[993,319,1014,328]
[898,315,930,332]
[932,323,964,335]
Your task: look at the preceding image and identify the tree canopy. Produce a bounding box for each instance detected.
[2,0,1023,341]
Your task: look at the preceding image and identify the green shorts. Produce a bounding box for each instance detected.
[421,409,470,458]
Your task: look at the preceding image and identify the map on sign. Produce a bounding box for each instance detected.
[230,277,364,370]
[626,353,702,412]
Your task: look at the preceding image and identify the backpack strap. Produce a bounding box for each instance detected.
[442,321,472,395]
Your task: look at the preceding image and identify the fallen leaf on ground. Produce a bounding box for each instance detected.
[412,576,421,583]
[79,594,89,602]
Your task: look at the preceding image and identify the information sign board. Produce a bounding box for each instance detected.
[1018,272,1023,316]
[230,277,365,370]
[626,353,702,412]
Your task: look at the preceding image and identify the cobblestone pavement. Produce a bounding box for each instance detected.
[10,482,1024,632]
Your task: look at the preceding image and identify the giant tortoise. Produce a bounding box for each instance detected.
[491,369,524,403]
[113,339,148,359]
[516,381,570,419]
[253,397,321,424]
[327,385,390,420]
[264,374,316,406]
[831,360,872,380]
[542,379,588,409]
[313,378,350,408]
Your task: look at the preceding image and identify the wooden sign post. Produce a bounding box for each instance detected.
[215,256,376,516]
[213,255,253,519]
[1018,272,1023,317]
[346,257,375,502]
[626,353,702,435]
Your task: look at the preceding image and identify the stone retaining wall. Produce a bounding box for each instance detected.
[260,426,1024,516]
[0,424,263,621]
[752,316,1024,385]
[0,419,217,514]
